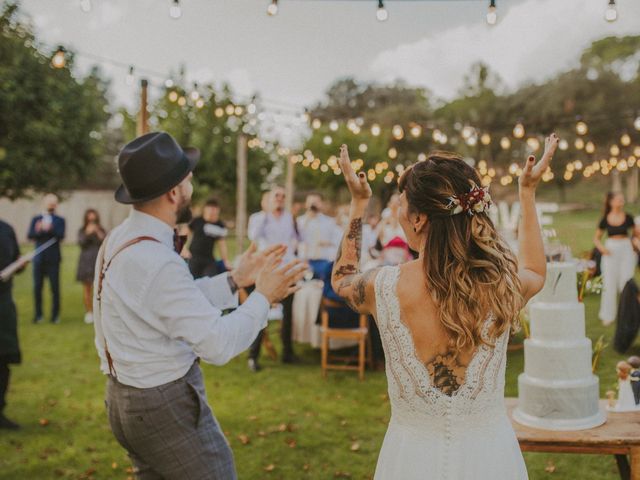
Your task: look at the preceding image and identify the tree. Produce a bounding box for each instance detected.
[0,3,110,199]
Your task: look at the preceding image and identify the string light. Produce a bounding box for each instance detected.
[371,124,381,136]
[513,122,525,139]
[169,0,182,19]
[126,65,135,85]
[559,139,569,151]
[164,79,174,88]
[604,0,617,22]
[392,125,404,140]
[610,144,620,156]
[376,0,388,22]
[80,0,91,13]
[634,116,640,131]
[323,135,332,145]
[480,133,491,145]
[575,138,585,150]
[576,120,588,135]
[410,124,422,138]
[621,133,631,146]
[51,46,66,69]
[329,120,339,131]
[168,91,178,103]
[500,137,511,149]
[486,0,497,25]
[526,137,540,151]
[267,0,278,17]
[312,119,321,129]
[585,141,595,154]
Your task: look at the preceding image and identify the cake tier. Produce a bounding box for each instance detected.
[523,338,593,381]
[529,302,585,341]
[533,262,578,304]
[514,373,606,431]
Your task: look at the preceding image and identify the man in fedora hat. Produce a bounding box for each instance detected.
[95,131,305,479]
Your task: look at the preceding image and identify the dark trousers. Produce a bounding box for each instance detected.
[33,261,60,320]
[249,293,294,360]
[0,363,9,413]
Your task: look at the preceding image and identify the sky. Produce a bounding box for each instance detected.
[18,0,640,146]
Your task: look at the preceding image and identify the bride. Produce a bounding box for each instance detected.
[331,135,559,479]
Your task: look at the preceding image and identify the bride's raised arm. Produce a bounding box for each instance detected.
[517,133,560,303]
[331,145,379,315]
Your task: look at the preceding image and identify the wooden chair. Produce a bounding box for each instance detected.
[320,298,373,380]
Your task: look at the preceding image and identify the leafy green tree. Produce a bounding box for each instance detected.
[0,3,110,199]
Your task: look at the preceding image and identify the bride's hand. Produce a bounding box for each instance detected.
[338,144,372,204]
[519,133,559,191]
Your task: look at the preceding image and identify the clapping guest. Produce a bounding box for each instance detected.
[248,186,300,370]
[27,193,65,324]
[187,199,231,279]
[76,209,106,324]
[297,193,340,279]
[594,192,640,326]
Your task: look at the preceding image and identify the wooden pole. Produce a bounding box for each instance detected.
[137,79,149,137]
[627,167,639,203]
[236,134,248,251]
[285,156,295,212]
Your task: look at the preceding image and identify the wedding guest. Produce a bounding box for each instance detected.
[297,193,340,279]
[248,186,300,370]
[27,193,65,324]
[362,212,381,264]
[378,193,407,247]
[248,192,271,248]
[76,209,106,324]
[96,132,303,479]
[594,192,640,326]
[187,198,230,279]
[0,219,23,430]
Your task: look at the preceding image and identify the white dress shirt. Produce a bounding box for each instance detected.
[296,213,340,260]
[251,210,299,263]
[93,210,269,388]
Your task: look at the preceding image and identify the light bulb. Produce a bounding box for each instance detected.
[377,0,388,21]
[164,79,174,88]
[576,120,588,135]
[80,0,91,13]
[621,134,631,146]
[329,120,338,131]
[51,46,66,69]
[126,66,135,85]
[634,116,640,131]
[371,124,381,136]
[169,0,182,19]
[267,0,278,16]
[513,122,525,139]
[604,0,617,22]
[486,0,497,25]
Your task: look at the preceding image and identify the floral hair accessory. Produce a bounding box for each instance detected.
[446,182,492,216]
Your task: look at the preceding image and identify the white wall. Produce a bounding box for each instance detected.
[0,190,131,244]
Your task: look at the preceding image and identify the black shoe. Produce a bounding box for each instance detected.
[282,354,300,364]
[0,414,21,430]
[33,316,43,324]
[51,317,60,324]
[247,358,262,372]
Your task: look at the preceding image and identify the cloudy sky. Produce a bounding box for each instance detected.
[19,0,640,145]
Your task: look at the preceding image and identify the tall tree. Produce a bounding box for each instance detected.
[0,3,110,199]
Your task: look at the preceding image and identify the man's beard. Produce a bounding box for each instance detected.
[176,197,192,224]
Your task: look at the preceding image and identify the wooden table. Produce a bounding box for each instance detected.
[506,398,640,480]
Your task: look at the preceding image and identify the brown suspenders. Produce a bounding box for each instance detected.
[96,235,161,378]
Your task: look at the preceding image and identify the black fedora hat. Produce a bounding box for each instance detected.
[115,132,200,204]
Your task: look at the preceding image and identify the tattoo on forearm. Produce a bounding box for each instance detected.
[335,264,357,277]
[352,268,377,306]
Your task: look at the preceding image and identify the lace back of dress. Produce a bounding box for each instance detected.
[374,266,510,417]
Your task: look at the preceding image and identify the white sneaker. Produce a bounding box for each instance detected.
[84,312,94,324]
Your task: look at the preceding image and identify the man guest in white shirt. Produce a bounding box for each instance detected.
[94,132,305,479]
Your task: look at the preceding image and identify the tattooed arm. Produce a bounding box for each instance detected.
[331,145,380,315]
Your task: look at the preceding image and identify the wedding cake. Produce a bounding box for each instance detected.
[513,261,606,430]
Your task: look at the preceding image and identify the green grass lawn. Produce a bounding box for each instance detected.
[1,208,639,479]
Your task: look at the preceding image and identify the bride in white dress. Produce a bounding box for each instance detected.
[330,135,559,479]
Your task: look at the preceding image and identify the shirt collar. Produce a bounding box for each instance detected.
[128,209,175,250]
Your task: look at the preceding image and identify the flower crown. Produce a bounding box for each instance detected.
[446,182,492,216]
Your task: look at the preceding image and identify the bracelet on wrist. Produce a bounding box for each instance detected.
[227,273,239,294]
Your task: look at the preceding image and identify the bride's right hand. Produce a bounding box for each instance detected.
[338,144,372,204]
[519,133,559,192]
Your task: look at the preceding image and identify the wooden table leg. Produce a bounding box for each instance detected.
[631,447,640,480]
[616,454,630,480]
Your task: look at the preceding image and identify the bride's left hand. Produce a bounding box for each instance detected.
[338,144,372,204]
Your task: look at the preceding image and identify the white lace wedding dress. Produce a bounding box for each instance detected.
[374,266,528,479]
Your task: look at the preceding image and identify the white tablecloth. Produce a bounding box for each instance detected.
[292,280,357,350]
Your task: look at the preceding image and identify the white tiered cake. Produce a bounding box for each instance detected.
[513,262,606,430]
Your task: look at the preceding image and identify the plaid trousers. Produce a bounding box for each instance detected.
[105,362,236,480]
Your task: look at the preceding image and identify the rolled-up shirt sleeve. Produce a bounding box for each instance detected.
[146,259,269,365]
[195,273,239,310]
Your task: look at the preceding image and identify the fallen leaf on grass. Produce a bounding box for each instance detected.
[237,434,251,445]
[258,430,267,437]
[340,420,348,427]
[350,442,360,452]
[39,418,49,426]
[545,460,556,473]
[303,464,310,471]
[334,471,351,478]
[285,438,297,448]
[247,415,258,421]
[47,399,58,407]
[264,464,276,472]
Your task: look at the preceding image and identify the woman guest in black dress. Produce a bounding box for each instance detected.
[594,192,640,326]
[76,209,106,324]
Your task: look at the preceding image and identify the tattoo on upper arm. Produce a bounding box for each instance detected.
[352,268,378,306]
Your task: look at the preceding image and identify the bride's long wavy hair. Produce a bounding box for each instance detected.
[398,151,522,351]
